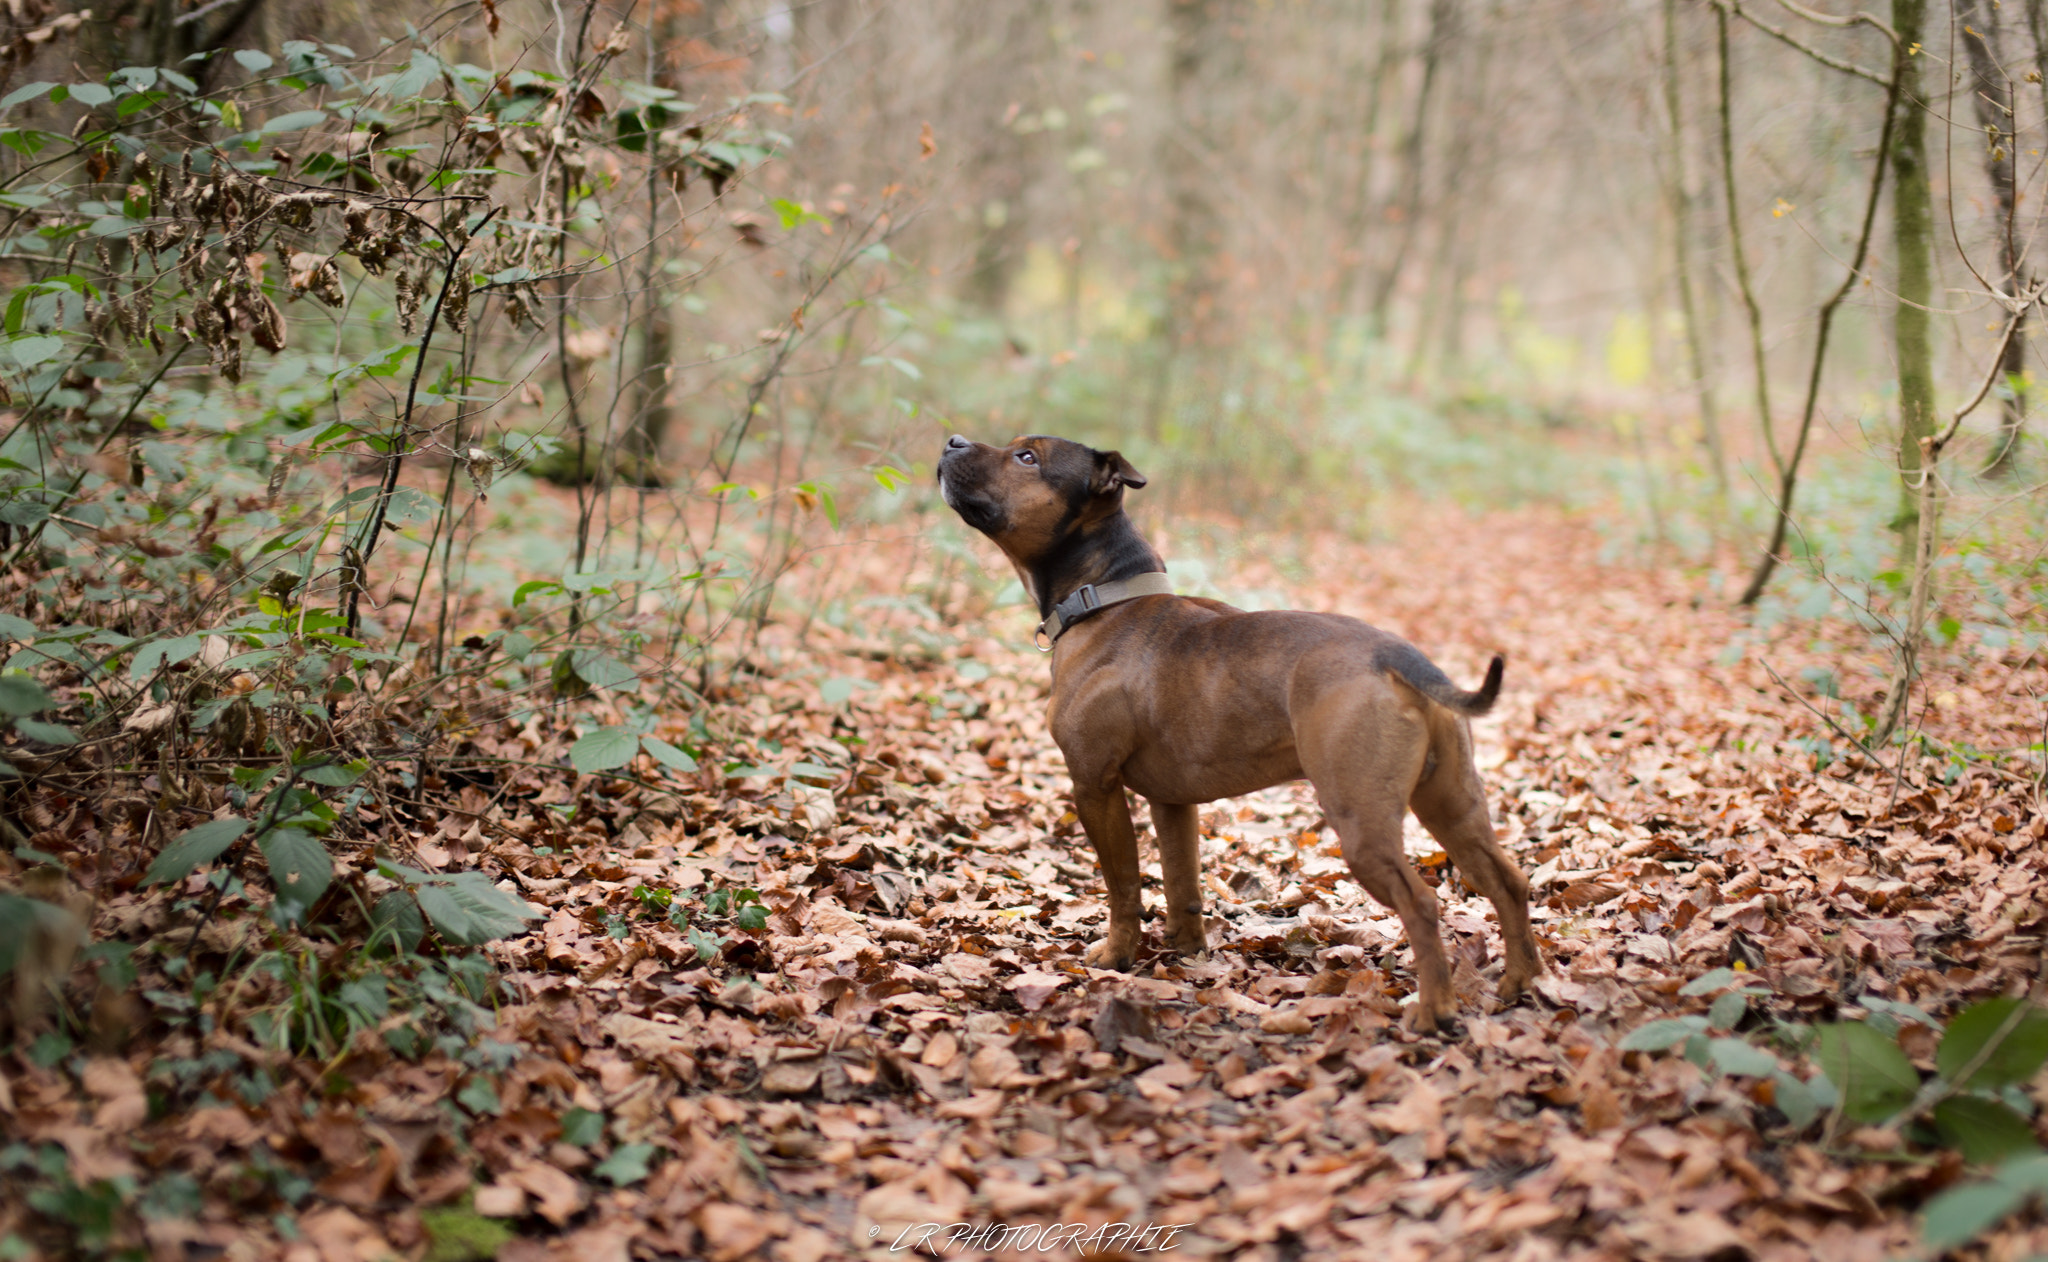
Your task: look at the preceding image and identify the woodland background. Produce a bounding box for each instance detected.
[2,0,2048,1259]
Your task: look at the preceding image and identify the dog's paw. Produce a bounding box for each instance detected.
[1497,961,1544,1005]
[1083,939,1138,971]
[1164,919,1208,956]
[1402,1004,1463,1038]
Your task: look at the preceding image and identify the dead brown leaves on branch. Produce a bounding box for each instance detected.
[6,507,2048,1260]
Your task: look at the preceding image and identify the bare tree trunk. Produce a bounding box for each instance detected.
[1960,0,2028,475]
[960,2,1046,317]
[1738,18,1905,606]
[1366,0,1456,342]
[1409,0,1505,388]
[1716,8,1778,483]
[1333,0,1403,319]
[1892,0,1936,561]
[1661,0,1728,496]
[1872,435,1938,743]
[1148,0,1242,438]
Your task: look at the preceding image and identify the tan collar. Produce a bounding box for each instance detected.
[1035,572,1174,650]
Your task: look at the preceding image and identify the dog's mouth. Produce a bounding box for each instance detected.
[943,483,1003,533]
[938,453,1003,532]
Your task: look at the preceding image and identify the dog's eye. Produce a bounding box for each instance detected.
[1015,450,1036,466]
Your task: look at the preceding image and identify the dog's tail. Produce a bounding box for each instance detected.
[1375,644,1505,716]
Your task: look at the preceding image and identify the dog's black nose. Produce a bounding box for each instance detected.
[945,434,972,452]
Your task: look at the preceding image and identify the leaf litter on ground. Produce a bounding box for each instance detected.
[5,506,2048,1260]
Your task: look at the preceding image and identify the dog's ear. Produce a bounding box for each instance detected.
[1093,449,1147,494]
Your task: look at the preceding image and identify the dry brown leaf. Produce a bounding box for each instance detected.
[504,1160,588,1226]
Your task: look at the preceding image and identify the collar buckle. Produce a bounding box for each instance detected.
[1035,573,1172,649]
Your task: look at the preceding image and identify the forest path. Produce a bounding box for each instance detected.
[18,508,2047,1262]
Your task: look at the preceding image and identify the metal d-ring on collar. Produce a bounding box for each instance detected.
[1033,572,1175,651]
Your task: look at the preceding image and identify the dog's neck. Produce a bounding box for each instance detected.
[1028,508,1165,620]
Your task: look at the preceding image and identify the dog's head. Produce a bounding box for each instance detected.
[937,434,1145,572]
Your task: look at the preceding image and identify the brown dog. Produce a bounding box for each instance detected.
[937,433,1542,1030]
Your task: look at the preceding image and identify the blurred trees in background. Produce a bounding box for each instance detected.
[0,0,2043,718]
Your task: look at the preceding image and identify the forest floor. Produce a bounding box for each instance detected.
[7,504,2048,1262]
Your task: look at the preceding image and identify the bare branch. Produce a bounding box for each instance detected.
[1710,0,1891,86]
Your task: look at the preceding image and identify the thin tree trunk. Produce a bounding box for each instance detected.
[1147,0,1238,438]
[1738,25,1905,606]
[1892,0,1936,559]
[1960,0,2028,475]
[1334,0,1402,319]
[1663,0,1728,496]
[961,2,1044,316]
[1366,0,1455,341]
[1406,2,1493,387]
[1871,435,1937,743]
[1717,8,1780,484]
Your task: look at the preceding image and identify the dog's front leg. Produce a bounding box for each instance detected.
[1072,774,1144,970]
[1152,800,1207,955]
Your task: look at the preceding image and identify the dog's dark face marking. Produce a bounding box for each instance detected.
[938,434,1150,610]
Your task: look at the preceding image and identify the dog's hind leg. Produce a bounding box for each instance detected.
[1409,729,1543,1003]
[1326,799,1456,1032]
[1300,704,1456,1031]
[1152,800,1207,955]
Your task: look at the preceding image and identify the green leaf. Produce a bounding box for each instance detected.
[14,718,77,745]
[370,891,424,954]
[1938,998,2048,1090]
[0,82,54,110]
[1706,1037,1778,1078]
[592,1142,656,1186]
[259,109,326,134]
[0,892,84,979]
[1815,1021,1920,1123]
[233,49,274,73]
[734,903,768,932]
[570,651,638,693]
[687,925,724,962]
[8,334,63,367]
[512,580,561,607]
[455,1075,501,1117]
[0,674,53,715]
[615,107,646,152]
[0,613,36,642]
[1708,991,1748,1031]
[1772,1072,1819,1129]
[770,197,825,229]
[129,633,204,680]
[1934,1095,2043,1165]
[413,872,538,946]
[145,818,249,884]
[374,858,434,885]
[67,82,113,107]
[1680,967,1739,997]
[261,828,331,918]
[641,736,697,773]
[300,761,365,787]
[819,676,868,706]
[559,1107,604,1147]
[570,726,639,774]
[1922,1179,2029,1251]
[1619,1017,1709,1053]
